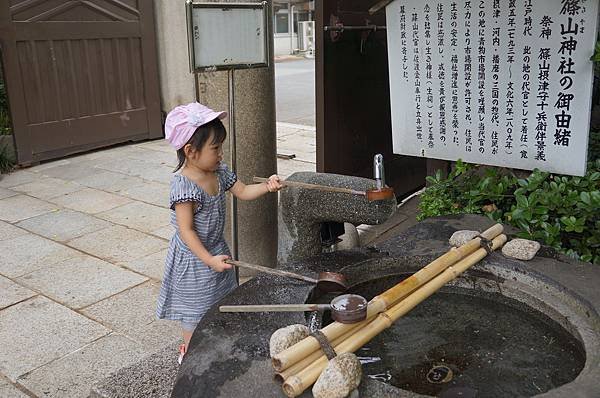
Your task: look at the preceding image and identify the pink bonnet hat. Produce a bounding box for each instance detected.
[164,102,227,150]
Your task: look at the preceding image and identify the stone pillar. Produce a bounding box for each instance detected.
[195,2,278,273]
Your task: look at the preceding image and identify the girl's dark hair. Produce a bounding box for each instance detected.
[174,118,227,172]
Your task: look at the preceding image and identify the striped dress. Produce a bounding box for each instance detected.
[156,163,238,324]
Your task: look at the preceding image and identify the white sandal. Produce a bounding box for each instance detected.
[177,344,187,365]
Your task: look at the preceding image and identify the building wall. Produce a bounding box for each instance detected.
[153,0,196,114]
[274,34,298,55]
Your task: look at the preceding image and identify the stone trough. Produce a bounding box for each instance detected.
[91,173,600,398]
[168,213,600,398]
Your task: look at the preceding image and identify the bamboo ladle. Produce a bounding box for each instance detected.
[225,259,348,293]
[220,294,368,324]
[253,177,394,201]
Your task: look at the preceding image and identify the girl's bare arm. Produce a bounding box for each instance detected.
[230,174,282,200]
[174,202,231,272]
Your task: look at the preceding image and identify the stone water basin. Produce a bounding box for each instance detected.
[171,216,600,398]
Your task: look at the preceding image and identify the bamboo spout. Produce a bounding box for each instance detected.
[281,234,507,397]
[271,223,503,372]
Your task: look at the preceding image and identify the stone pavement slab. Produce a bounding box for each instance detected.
[0,275,36,310]
[0,171,38,188]
[0,221,27,241]
[0,376,28,398]
[150,225,173,241]
[10,177,82,200]
[81,281,180,347]
[117,145,178,168]
[74,170,148,193]
[0,187,17,200]
[118,180,170,208]
[17,334,148,398]
[81,281,163,334]
[133,139,173,154]
[274,122,316,178]
[276,159,315,178]
[124,319,182,348]
[26,159,70,173]
[96,157,173,185]
[37,160,100,181]
[122,248,168,281]
[96,202,171,234]
[68,225,168,263]
[0,195,57,223]
[0,234,81,278]
[16,255,148,309]
[0,296,109,381]
[16,209,111,242]
[49,188,132,214]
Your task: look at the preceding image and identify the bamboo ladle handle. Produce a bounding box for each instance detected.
[253,177,365,196]
[220,304,331,312]
[225,259,318,284]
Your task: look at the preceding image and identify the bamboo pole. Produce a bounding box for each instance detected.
[271,223,503,372]
[281,234,507,397]
[274,325,361,382]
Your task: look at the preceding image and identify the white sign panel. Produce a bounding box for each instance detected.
[187,2,268,70]
[387,0,598,176]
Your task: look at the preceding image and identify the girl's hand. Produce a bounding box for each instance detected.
[266,174,283,192]
[206,255,232,272]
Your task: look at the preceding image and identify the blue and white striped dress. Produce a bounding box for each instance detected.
[156,163,238,324]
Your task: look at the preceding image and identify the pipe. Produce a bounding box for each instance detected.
[289,4,295,54]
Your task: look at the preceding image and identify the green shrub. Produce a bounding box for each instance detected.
[0,143,14,173]
[418,159,600,264]
[0,79,10,135]
[590,130,600,162]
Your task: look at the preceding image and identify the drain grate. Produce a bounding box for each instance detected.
[426,364,453,384]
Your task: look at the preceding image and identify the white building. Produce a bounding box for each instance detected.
[273,0,314,56]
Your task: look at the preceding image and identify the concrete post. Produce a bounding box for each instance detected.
[194,3,279,273]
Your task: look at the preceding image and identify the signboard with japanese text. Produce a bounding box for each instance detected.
[186,1,269,71]
[386,0,598,176]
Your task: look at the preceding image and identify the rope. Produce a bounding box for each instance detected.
[476,235,493,254]
[310,330,337,360]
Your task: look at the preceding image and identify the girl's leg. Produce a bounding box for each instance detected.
[181,321,198,351]
[182,329,193,349]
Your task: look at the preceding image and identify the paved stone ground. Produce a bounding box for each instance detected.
[0,122,319,398]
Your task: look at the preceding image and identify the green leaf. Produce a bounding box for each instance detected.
[580,192,591,205]
[516,194,528,208]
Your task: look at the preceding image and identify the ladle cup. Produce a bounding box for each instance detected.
[219,294,368,324]
[225,259,347,293]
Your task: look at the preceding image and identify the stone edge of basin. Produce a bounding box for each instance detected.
[89,340,180,398]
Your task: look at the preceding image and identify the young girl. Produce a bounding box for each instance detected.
[156,102,282,363]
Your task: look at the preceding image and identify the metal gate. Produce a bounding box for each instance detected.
[0,0,162,165]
